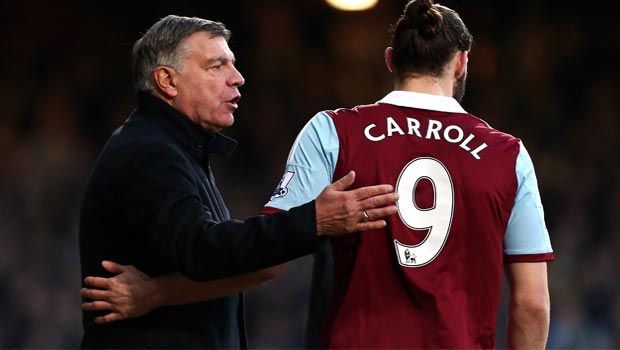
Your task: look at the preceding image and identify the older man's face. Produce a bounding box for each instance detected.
[173,32,245,132]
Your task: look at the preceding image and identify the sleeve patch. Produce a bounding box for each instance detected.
[269,171,296,201]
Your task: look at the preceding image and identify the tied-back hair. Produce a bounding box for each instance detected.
[132,15,231,94]
[390,0,473,80]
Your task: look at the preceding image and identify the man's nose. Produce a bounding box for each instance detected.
[230,66,245,87]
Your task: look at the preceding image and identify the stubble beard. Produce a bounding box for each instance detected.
[453,70,467,103]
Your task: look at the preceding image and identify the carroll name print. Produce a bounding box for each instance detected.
[363,116,488,160]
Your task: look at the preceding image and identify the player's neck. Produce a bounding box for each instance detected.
[395,75,453,98]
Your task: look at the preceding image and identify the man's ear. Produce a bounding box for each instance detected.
[385,47,395,74]
[153,66,178,98]
[454,51,468,80]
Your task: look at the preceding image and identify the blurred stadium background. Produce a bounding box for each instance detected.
[1,0,619,348]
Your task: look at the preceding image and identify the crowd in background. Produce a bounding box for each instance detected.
[1,0,619,348]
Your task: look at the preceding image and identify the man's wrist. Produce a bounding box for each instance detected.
[151,276,169,307]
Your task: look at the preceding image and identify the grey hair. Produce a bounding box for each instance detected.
[131,15,231,93]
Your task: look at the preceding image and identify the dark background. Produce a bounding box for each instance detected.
[1,0,619,348]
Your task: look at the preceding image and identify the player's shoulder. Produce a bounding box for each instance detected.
[323,102,387,119]
[465,112,521,145]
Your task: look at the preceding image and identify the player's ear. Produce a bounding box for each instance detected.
[153,66,179,98]
[384,47,395,74]
[454,51,468,80]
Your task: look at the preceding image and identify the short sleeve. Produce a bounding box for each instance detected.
[504,142,554,262]
[263,112,339,212]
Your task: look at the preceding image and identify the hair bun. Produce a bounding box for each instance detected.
[404,0,442,39]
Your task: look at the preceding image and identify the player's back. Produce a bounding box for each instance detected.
[322,100,521,349]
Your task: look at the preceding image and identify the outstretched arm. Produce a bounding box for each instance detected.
[81,260,284,324]
[504,261,550,349]
[124,140,398,281]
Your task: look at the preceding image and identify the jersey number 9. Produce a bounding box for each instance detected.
[394,157,454,267]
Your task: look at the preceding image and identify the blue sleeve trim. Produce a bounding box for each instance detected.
[504,142,553,255]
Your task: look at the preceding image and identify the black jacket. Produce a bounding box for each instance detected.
[79,93,320,349]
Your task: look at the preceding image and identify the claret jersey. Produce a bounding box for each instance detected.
[263,91,553,349]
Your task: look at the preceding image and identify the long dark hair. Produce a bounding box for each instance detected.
[390,0,473,80]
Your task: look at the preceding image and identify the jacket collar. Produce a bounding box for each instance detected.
[136,93,237,160]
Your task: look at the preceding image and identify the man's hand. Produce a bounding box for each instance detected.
[315,171,399,236]
[81,261,159,324]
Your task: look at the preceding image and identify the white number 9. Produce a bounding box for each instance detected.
[394,157,454,267]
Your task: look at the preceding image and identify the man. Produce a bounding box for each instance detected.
[263,0,553,348]
[78,15,398,349]
[81,1,553,348]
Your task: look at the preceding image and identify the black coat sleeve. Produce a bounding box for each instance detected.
[121,141,320,281]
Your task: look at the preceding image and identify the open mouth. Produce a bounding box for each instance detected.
[226,95,241,110]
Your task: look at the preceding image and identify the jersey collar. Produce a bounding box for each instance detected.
[378,90,467,114]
